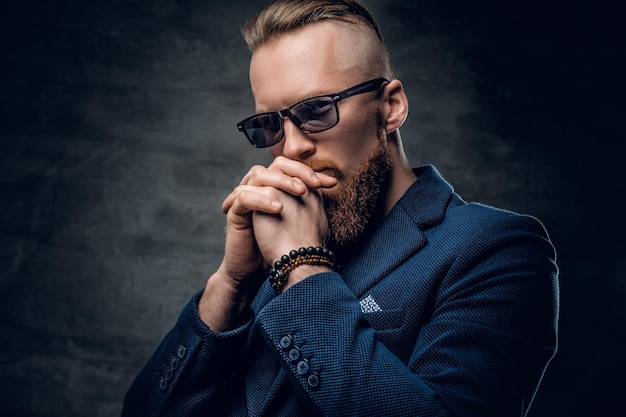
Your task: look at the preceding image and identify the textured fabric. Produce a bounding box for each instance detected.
[122,165,559,417]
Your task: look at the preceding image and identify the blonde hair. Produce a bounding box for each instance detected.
[241,0,395,79]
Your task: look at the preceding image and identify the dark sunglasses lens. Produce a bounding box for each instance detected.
[244,113,283,148]
[291,97,337,133]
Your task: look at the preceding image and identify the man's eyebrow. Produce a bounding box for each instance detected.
[288,85,348,105]
[257,86,342,113]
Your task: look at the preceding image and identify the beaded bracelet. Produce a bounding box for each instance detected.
[269,246,336,294]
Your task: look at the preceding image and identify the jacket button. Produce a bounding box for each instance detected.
[307,372,320,389]
[170,356,179,370]
[288,347,300,362]
[177,345,187,359]
[279,335,293,350]
[164,366,173,380]
[296,359,310,375]
[159,377,168,390]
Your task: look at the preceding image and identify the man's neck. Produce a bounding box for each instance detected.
[384,144,417,215]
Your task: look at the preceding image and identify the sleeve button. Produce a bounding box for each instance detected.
[177,345,187,359]
[288,347,301,362]
[170,356,179,370]
[159,377,168,391]
[296,359,310,375]
[279,335,293,350]
[307,372,320,389]
[164,366,173,380]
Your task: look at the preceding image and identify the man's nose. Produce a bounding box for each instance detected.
[279,117,316,160]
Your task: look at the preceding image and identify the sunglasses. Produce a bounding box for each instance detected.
[237,78,389,148]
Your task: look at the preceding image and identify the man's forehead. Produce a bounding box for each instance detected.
[249,22,367,111]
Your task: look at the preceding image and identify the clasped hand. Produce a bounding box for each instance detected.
[219,156,337,294]
[200,157,337,331]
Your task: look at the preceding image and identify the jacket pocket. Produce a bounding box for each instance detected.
[362,309,404,331]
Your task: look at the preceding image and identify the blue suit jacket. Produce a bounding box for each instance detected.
[123,165,559,416]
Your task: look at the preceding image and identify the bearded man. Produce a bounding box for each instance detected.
[123,1,559,416]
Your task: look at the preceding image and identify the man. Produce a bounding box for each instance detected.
[122,1,559,416]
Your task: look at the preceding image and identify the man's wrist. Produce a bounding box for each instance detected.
[199,272,254,332]
[269,246,336,294]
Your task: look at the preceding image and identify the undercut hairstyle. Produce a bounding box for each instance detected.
[241,0,395,79]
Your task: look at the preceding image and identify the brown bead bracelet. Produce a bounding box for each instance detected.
[268,246,336,294]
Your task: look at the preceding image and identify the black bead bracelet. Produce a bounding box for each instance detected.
[268,246,336,294]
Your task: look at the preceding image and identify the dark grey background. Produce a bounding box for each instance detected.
[1,0,624,415]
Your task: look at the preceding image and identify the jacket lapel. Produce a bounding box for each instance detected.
[341,165,454,298]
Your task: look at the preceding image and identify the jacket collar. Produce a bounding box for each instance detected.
[341,165,454,297]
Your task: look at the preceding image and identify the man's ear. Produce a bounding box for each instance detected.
[380,79,409,134]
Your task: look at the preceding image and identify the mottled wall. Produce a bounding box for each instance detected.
[1,0,624,416]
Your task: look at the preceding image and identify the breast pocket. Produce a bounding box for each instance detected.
[362,309,405,331]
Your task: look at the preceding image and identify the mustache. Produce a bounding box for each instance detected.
[303,159,345,181]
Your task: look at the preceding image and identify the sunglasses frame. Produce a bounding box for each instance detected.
[237,77,389,148]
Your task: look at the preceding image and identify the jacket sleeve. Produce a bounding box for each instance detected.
[121,290,253,417]
[254,213,559,417]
